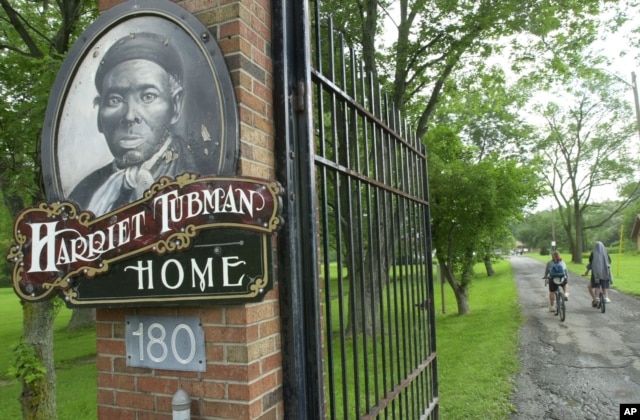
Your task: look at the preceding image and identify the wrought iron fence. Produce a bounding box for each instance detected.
[310,3,439,418]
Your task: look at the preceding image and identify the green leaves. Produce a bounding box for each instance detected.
[7,340,47,385]
[0,1,97,214]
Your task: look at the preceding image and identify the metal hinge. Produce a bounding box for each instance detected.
[294,81,305,112]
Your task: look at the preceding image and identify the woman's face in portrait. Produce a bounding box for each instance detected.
[97,59,182,167]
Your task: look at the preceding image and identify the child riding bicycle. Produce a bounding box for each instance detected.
[544,251,569,312]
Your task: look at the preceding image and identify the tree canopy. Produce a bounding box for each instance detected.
[317,0,639,313]
[533,72,640,262]
[1,1,97,417]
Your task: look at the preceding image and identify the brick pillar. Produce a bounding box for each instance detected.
[95,1,281,418]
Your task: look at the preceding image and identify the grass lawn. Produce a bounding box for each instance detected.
[434,260,522,419]
[0,256,556,418]
[0,288,97,419]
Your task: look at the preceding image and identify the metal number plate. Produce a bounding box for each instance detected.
[125,315,206,372]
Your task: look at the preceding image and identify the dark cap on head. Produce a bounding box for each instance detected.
[95,32,183,92]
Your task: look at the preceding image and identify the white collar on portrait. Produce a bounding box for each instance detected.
[87,137,173,215]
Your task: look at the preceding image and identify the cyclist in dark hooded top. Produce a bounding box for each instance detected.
[587,241,612,305]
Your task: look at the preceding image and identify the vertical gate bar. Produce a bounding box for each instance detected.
[350,48,377,416]
[316,68,337,417]
[339,34,362,419]
[360,60,382,408]
[396,107,410,420]
[328,17,339,164]
[422,142,440,417]
[334,161,348,417]
[384,94,402,406]
[313,8,326,161]
[348,46,373,415]
[326,18,351,419]
[386,95,403,420]
[272,0,324,418]
[370,73,391,409]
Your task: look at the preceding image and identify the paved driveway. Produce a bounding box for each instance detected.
[510,255,640,419]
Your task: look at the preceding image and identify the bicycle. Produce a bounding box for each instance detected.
[592,280,608,313]
[545,276,567,322]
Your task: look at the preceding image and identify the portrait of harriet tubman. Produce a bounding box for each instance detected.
[68,32,197,215]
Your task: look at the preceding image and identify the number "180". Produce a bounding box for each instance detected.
[126,316,206,372]
[131,322,197,364]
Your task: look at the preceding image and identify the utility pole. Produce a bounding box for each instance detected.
[631,72,640,142]
[598,69,640,141]
[551,206,556,251]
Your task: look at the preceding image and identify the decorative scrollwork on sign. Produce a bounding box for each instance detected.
[249,276,269,297]
[8,176,284,303]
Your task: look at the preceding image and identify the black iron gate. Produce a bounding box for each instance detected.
[274,1,438,418]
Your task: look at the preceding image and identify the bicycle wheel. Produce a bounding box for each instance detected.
[600,290,606,313]
[559,298,566,321]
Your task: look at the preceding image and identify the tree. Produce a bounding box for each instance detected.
[320,0,619,137]
[425,125,539,314]
[514,209,568,253]
[419,67,542,313]
[316,0,619,314]
[534,72,640,263]
[0,1,96,417]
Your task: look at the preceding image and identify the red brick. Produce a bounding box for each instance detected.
[226,373,280,402]
[137,307,177,317]
[113,357,148,374]
[113,322,126,338]
[253,79,272,105]
[96,322,112,338]
[204,325,257,343]
[202,400,250,419]
[98,0,124,12]
[219,20,242,40]
[96,308,130,322]
[96,338,125,356]
[98,372,136,391]
[138,411,172,420]
[199,307,225,324]
[115,391,155,410]
[181,379,226,399]
[238,106,254,125]
[227,382,250,401]
[98,406,136,420]
[206,343,225,361]
[137,376,179,394]
[260,352,282,375]
[153,369,199,378]
[259,318,280,338]
[97,389,114,405]
[96,355,112,372]
[259,404,282,420]
[236,88,267,114]
[261,387,283,413]
[204,363,250,381]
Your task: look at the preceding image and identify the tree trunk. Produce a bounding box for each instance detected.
[483,255,495,276]
[454,288,470,314]
[439,259,470,315]
[572,205,584,264]
[67,308,95,331]
[20,300,58,420]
